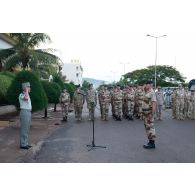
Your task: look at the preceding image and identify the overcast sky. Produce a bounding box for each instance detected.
[48,31,195,82]
[2,0,195,83]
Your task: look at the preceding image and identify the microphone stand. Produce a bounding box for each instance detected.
[87,102,107,151]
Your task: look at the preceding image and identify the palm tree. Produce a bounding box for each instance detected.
[0,33,60,71]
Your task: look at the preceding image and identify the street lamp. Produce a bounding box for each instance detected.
[146,34,167,88]
[120,62,130,75]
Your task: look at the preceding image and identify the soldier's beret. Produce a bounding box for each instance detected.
[76,84,81,88]
[144,80,153,84]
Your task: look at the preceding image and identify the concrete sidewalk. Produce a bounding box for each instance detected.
[0,105,73,163]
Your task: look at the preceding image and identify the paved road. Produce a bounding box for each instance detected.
[25,104,195,163]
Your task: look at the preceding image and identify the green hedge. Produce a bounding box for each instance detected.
[0,71,15,79]
[64,83,76,102]
[0,75,14,105]
[41,80,61,104]
[7,70,48,112]
[53,73,64,90]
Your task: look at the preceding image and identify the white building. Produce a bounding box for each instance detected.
[62,59,83,86]
[0,33,15,49]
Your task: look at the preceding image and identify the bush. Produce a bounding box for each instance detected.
[7,70,48,112]
[0,71,16,79]
[41,80,61,104]
[64,83,76,102]
[53,73,64,90]
[0,75,14,105]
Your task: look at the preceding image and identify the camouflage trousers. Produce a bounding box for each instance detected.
[127,101,134,117]
[176,100,184,120]
[114,101,122,117]
[99,103,103,119]
[87,103,96,120]
[143,112,156,141]
[188,101,195,120]
[122,101,128,117]
[184,101,189,118]
[172,101,176,118]
[102,103,110,120]
[74,105,83,120]
[138,100,143,118]
[61,104,69,118]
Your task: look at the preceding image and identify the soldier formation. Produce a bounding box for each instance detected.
[171,84,195,120]
[58,82,195,150]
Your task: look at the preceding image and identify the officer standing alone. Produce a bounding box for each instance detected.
[18,82,32,149]
[142,81,157,149]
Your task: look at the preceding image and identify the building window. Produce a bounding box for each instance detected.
[76,66,79,71]
[76,73,79,77]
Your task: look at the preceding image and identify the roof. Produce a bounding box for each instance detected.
[0,33,16,46]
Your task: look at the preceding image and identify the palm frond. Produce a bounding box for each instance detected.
[3,53,21,70]
[29,49,60,66]
[28,33,51,48]
[0,48,15,60]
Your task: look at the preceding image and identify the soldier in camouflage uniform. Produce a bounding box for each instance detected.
[188,90,195,120]
[142,81,157,149]
[86,84,97,121]
[101,85,111,121]
[171,88,177,119]
[112,85,123,121]
[73,85,85,121]
[175,84,185,120]
[98,85,104,119]
[59,89,70,121]
[136,86,144,119]
[124,86,135,120]
[155,86,164,120]
[122,86,128,119]
[110,87,115,119]
[184,88,190,118]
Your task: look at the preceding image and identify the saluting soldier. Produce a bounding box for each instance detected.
[19,82,32,150]
[142,81,157,149]
[59,89,70,121]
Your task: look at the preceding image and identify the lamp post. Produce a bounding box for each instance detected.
[146,34,167,88]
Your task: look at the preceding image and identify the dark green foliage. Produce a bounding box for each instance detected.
[64,83,76,102]
[0,33,60,71]
[0,75,14,105]
[123,65,186,87]
[82,80,90,91]
[41,81,61,104]
[7,70,48,112]
[0,71,16,79]
[53,73,64,90]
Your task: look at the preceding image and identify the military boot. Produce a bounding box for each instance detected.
[143,140,155,149]
[61,117,66,122]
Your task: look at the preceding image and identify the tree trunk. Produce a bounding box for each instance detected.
[54,104,57,112]
[44,108,48,118]
[0,60,3,71]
